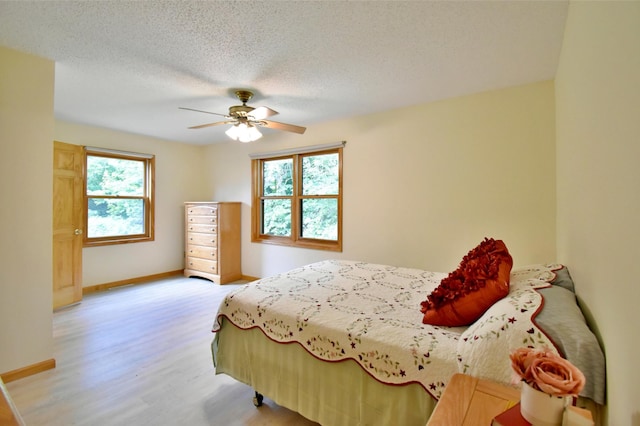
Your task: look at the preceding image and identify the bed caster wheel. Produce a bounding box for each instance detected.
[253,391,264,407]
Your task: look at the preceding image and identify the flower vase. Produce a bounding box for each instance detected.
[520,382,569,426]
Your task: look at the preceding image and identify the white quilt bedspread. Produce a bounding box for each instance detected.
[213,260,559,399]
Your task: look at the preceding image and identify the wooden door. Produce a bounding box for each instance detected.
[53,141,84,309]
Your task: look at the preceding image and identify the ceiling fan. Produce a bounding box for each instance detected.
[180,90,306,142]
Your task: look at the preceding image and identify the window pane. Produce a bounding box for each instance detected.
[87,198,145,237]
[262,199,291,236]
[263,159,293,196]
[301,198,338,240]
[302,153,339,195]
[87,156,144,196]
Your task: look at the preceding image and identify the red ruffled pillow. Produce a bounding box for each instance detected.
[420,238,513,326]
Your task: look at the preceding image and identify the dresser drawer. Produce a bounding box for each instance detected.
[187,205,218,216]
[186,257,218,274]
[186,245,217,260]
[187,215,218,225]
[187,223,218,234]
[187,232,217,247]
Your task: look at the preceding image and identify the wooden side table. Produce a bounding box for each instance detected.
[427,374,594,426]
[427,373,519,426]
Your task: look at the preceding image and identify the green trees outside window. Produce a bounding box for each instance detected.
[85,150,154,246]
[301,153,339,240]
[252,147,342,251]
[262,158,293,236]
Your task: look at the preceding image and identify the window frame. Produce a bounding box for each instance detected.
[83,148,155,247]
[251,146,343,252]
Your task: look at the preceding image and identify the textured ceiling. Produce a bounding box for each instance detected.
[0,1,568,145]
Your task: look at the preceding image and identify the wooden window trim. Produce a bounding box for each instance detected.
[83,148,155,247]
[251,147,343,252]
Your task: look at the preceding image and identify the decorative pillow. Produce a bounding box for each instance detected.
[535,285,606,404]
[550,265,576,292]
[420,238,513,326]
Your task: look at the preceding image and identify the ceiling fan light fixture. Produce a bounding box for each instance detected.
[243,124,262,143]
[225,122,262,143]
[182,89,305,140]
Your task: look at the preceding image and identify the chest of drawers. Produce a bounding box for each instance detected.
[184,202,241,284]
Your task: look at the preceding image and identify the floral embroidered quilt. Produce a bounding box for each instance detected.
[213,260,560,399]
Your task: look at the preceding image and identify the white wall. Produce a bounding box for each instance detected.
[555,2,640,424]
[54,121,209,286]
[0,46,55,373]
[204,81,557,279]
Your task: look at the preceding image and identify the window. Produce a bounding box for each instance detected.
[251,143,343,251]
[84,147,155,246]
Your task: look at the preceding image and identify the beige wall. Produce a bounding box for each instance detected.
[555,2,640,424]
[54,121,209,287]
[0,46,55,372]
[204,80,557,279]
[5,6,633,420]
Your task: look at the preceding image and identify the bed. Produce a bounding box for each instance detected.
[211,258,605,425]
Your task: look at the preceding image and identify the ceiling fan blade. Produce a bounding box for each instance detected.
[179,107,228,118]
[188,120,235,130]
[260,120,306,134]
[251,106,278,120]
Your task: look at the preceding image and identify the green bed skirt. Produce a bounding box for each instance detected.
[213,320,437,426]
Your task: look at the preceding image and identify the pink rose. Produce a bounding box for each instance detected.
[509,347,585,397]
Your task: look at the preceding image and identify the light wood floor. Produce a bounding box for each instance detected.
[6,276,319,426]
